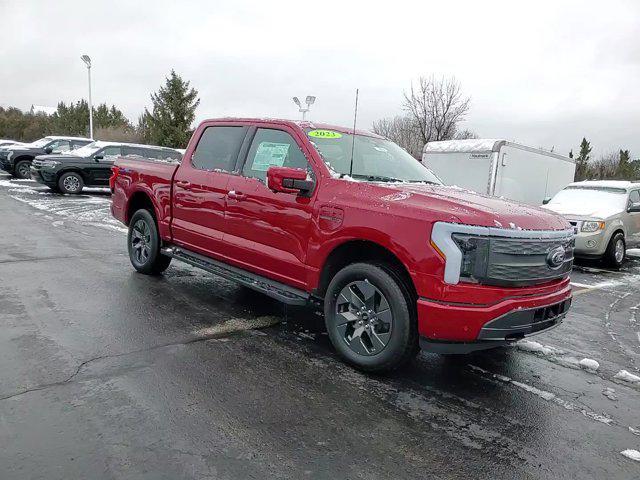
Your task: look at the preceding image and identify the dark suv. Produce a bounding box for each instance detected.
[0,136,92,178]
[30,141,183,194]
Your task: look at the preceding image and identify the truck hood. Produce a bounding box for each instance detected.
[373,182,570,231]
[541,202,623,219]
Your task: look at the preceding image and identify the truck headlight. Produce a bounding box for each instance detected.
[451,233,489,281]
[581,221,604,233]
[40,160,60,167]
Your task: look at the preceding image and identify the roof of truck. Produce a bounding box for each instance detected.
[204,118,382,139]
[424,138,573,162]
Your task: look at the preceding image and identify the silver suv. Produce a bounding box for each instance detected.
[543,180,640,267]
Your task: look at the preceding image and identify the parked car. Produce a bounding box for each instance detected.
[423,139,576,206]
[31,141,182,194]
[0,139,25,148]
[543,180,640,267]
[111,118,574,372]
[0,136,92,179]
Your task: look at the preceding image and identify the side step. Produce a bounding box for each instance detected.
[161,245,309,306]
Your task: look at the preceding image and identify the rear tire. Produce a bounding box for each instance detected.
[128,209,172,275]
[58,172,84,194]
[324,262,418,372]
[604,232,625,268]
[14,160,31,179]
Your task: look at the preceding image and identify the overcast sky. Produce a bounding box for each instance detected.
[1,0,639,157]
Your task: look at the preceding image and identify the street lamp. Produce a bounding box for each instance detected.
[292,95,316,120]
[80,54,93,139]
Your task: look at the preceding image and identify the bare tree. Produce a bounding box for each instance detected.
[403,76,471,145]
[590,152,619,180]
[372,115,423,158]
[453,129,479,140]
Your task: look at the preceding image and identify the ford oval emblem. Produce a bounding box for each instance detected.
[547,246,566,269]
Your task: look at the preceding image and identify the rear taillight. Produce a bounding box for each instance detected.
[109,166,120,192]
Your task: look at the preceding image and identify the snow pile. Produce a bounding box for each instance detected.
[614,370,640,384]
[516,340,559,356]
[620,449,640,462]
[627,248,640,258]
[578,358,600,372]
[629,427,640,436]
[602,387,617,401]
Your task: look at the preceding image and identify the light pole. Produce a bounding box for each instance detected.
[81,54,93,139]
[292,95,316,120]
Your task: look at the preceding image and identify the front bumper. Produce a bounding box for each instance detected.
[0,157,14,173]
[573,230,608,257]
[30,166,56,185]
[417,281,572,353]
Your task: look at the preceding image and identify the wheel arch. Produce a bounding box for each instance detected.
[125,189,160,226]
[315,239,417,302]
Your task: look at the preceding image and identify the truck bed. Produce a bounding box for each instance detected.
[110,155,180,237]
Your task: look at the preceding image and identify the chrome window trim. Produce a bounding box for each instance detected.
[431,222,575,284]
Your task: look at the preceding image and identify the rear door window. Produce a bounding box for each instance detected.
[242,128,309,182]
[100,146,122,162]
[191,126,247,172]
[48,139,71,153]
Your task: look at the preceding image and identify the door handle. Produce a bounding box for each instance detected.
[176,180,191,188]
[228,190,246,200]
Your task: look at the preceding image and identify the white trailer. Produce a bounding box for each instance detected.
[422,139,575,206]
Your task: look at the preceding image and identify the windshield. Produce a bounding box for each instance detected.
[29,137,52,148]
[306,129,441,184]
[71,142,102,158]
[548,187,627,214]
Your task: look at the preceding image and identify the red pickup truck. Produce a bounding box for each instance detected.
[111,118,574,371]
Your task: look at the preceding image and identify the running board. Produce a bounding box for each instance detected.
[161,245,309,306]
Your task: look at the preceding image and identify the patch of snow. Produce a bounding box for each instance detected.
[629,426,640,436]
[578,358,600,372]
[614,370,640,384]
[620,449,640,462]
[511,381,556,401]
[380,192,411,202]
[602,387,618,401]
[516,340,559,356]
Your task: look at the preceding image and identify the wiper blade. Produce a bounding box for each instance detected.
[351,174,403,182]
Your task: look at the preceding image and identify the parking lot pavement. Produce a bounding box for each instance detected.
[1,173,639,479]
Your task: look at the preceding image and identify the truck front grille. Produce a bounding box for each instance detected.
[484,236,574,286]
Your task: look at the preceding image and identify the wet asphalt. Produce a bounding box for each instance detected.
[0,174,639,479]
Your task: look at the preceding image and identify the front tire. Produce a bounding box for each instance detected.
[14,160,31,179]
[58,172,84,194]
[604,232,625,268]
[127,209,172,275]
[324,262,418,372]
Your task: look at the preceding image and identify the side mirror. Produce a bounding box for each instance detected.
[542,197,551,205]
[628,202,640,213]
[44,147,52,154]
[266,166,314,196]
[94,155,104,161]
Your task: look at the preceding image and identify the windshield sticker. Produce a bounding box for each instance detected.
[308,130,343,139]
[251,142,290,171]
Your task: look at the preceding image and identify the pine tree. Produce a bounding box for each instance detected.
[568,149,573,159]
[574,137,592,181]
[615,149,635,179]
[143,70,200,148]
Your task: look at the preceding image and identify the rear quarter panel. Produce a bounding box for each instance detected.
[111,157,178,239]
